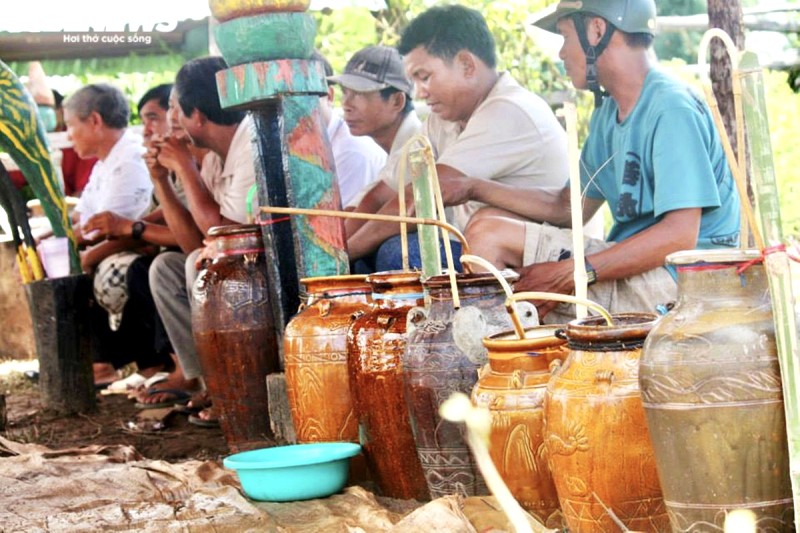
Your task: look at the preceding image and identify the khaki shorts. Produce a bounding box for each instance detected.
[523,222,677,325]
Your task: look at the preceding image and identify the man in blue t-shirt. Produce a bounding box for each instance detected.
[462,0,740,323]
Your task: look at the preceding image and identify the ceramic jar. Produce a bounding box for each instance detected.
[347,271,430,500]
[192,224,280,452]
[472,325,568,528]
[284,275,371,443]
[403,271,538,498]
[544,313,668,532]
[640,250,794,531]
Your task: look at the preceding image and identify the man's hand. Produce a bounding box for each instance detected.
[514,260,576,318]
[194,239,217,270]
[144,139,169,182]
[436,172,475,207]
[153,135,195,178]
[84,211,133,240]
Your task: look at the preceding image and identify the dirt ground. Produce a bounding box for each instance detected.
[0,361,230,462]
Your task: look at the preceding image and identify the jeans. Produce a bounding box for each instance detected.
[367,233,464,273]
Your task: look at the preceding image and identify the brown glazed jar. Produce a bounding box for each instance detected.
[347,271,430,501]
[284,275,371,443]
[403,271,538,498]
[192,224,280,452]
[544,313,668,532]
[472,325,568,528]
[641,250,793,531]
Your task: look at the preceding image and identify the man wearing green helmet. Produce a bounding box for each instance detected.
[464,0,741,322]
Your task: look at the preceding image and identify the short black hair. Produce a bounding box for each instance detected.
[174,57,244,126]
[137,83,173,115]
[64,83,129,129]
[623,32,654,49]
[398,4,496,69]
[379,87,414,116]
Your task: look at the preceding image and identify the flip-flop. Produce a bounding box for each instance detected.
[174,391,212,414]
[188,411,220,428]
[134,388,191,410]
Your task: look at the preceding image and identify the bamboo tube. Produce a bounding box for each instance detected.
[697,29,763,251]
[508,291,613,326]
[558,101,589,319]
[738,49,800,527]
[460,254,527,339]
[259,206,472,269]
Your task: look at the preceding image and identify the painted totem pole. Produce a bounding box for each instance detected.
[210,0,349,335]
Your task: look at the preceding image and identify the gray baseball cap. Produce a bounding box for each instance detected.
[328,45,413,94]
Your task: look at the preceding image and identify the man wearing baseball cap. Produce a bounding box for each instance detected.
[347,6,572,272]
[464,0,740,323]
[328,45,430,272]
[313,51,386,210]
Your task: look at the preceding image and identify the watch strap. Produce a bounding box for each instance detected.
[584,257,598,286]
[131,220,145,240]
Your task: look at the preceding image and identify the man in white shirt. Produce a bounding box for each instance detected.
[325,46,425,272]
[313,52,386,209]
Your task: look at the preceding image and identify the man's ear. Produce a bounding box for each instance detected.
[455,50,477,78]
[390,91,406,113]
[587,16,607,46]
[88,111,103,128]
[189,108,207,126]
[327,85,335,104]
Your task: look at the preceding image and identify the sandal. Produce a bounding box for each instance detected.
[188,408,220,428]
[174,391,211,414]
[134,388,191,410]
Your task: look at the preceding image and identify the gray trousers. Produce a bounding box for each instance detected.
[149,249,203,380]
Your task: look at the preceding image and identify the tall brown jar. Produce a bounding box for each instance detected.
[403,271,537,498]
[544,313,668,532]
[192,224,280,452]
[640,250,794,531]
[347,271,430,501]
[284,275,371,443]
[472,325,568,528]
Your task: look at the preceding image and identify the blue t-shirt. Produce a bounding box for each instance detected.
[581,68,740,249]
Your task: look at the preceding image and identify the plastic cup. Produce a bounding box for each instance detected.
[38,237,71,278]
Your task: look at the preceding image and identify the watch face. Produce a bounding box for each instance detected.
[132,221,145,239]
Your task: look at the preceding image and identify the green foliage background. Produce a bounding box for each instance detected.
[6,0,798,236]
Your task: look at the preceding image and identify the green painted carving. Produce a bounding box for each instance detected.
[216,59,327,109]
[215,12,317,66]
[0,60,79,274]
[283,95,348,277]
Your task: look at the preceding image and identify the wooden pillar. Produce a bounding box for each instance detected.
[214,17,349,337]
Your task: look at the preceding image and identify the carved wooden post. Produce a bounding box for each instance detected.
[211,1,349,340]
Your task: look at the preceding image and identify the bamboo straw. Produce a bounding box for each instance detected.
[509,291,613,326]
[558,101,589,319]
[738,49,800,527]
[440,393,544,533]
[697,29,763,251]
[396,154,411,272]
[460,254,527,339]
[259,206,472,268]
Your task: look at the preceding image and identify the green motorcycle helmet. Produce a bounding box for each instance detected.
[534,0,656,35]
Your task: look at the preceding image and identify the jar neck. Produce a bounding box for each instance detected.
[302,276,371,304]
[675,262,768,303]
[565,313,656,351]
[213,231,264,257]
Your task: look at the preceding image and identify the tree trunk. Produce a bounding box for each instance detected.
[708,0,744,154]
[707,0,753,244]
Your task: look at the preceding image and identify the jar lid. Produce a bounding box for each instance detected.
[208,224,261,237]
[666,249,761,266]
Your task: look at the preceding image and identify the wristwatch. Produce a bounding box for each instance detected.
[131,220,146,240]
[584,257,598,286]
